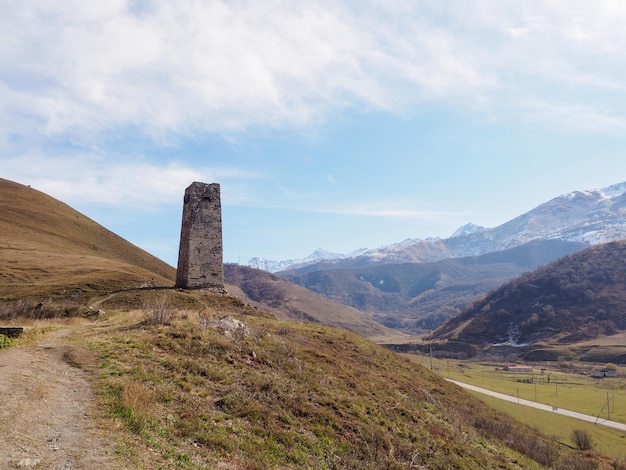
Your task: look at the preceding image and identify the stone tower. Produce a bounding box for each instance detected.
[175,182,224,289]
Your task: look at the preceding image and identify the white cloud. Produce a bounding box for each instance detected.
[525,101,626,134]
[0,0,492,144]
[3,0,626,146]
[0,154,258,208]
[315,205,465,220]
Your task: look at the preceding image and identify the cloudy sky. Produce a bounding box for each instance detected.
[3,1,626,266]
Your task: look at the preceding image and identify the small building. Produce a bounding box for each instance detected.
[591,368,617,378]
[502,364,533,373]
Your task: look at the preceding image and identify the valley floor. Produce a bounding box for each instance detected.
[448,379,626,433]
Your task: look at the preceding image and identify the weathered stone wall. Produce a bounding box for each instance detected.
[175,182,224,289]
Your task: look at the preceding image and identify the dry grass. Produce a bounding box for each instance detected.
[64,291,614,470]
[142,294,175,326]
[224,264,400,340]
[1,291,615,469]
[0,178,175,303]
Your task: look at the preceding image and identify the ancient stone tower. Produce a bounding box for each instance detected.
[175,182,224,289]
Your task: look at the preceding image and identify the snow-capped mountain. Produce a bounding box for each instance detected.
[451,223,487,237]
[248,247,368,273]
[447,181,626,257]
[248,181,626,272]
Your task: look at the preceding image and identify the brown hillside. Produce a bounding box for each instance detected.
[0,178,176,301]
[434,240,626,359]
[280,240,585,334]
[224,263,403,340]
[77,297,588,469]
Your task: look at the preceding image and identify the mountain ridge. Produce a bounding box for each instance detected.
[250,181,626,273]
[280,239,585,333]
[431,240,626,363]
[224,263,400,340]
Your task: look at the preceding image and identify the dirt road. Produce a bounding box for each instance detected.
[0,330,120,469]
[448,379,626,433]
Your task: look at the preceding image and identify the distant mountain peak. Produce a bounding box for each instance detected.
[451,223,487,238]
[250,180,626,273]
[598,181,626,199]
[247,246,369,272]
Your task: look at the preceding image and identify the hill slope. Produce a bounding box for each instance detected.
[0,178,176,301]
[74,293,588,469]
[224,264,401,340]
[281,239,584,333]
[433,240,626,361]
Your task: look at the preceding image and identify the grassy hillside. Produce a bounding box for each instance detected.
[0,178,176,301]
[280,240,584,334]
[433,240,626,362]
[0,178,397,339]
[66,289,607,469]
[224,263,403,341]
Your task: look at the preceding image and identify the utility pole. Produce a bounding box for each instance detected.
[428,330,433,371]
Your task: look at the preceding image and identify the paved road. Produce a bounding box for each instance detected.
[447,379,626,433]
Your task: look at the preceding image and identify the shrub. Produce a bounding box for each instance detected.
[0,298,86,320]
[571,429,594,451]
[0,334,13,348]
[142,294,175,326]
[557,453,598,470]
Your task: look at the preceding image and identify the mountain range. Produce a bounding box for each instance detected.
[266,181,626,334]
[223,263,401,340]
[248,247,369,273]
[280,239,585,333]
[431,240,626,364]
[251,181,626,272]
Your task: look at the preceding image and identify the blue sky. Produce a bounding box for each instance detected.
[3,1,626,266]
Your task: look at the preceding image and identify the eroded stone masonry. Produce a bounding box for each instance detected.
[175,182,224,289]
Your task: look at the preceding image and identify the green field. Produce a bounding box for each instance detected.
[407,354,626,422]
[405,354,626,459]
[475,393,626,459]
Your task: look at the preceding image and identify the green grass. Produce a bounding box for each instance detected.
[0,333,13,348]
[475,393,626,459]
[408,354,626,424]
[407,353,626,462]
[74,300,566,469]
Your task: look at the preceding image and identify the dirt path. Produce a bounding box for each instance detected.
[0,330,120,469]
